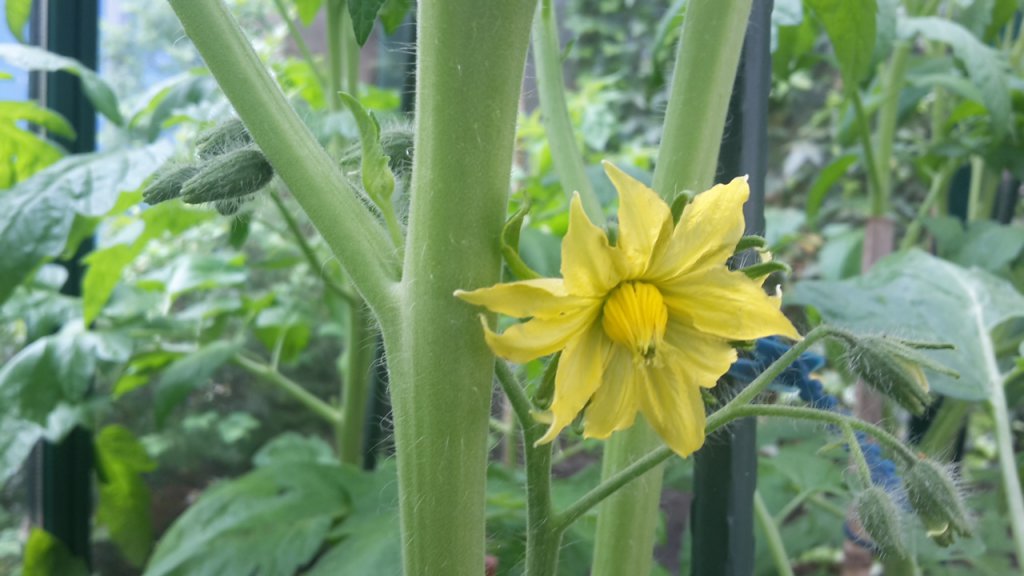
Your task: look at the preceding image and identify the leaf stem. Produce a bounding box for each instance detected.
[873,42,911,217]
[842,422,874,488]
[337,301,375,465]
[270,0,328,92]
[850,90,885,216]
[232,353,342,425]
[531,0,603,224]
[166,0,399,319]
[754,490,795,576]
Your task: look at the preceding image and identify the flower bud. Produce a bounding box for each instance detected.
[141,165,199,205]
[853,486,907,559]
[214,195,254,216]
[905,459,971,547]
[846,336,934,416]
[196,117,252,160]
[181,147,274,205]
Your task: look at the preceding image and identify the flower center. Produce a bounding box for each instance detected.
[601,282,668,363]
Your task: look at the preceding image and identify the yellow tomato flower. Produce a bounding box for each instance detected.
[455,162,800,456]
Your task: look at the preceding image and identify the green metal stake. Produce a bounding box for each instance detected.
[691,2,772,575]
[27,0,99,566]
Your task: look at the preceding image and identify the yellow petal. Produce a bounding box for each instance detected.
[582,344,638,439]
[646,176,749,282]
[661,326,737,388]
[660,267,801,342]
[482,303,601,364]
[561,193,623,296]
[455,278,596,319]
[636,362,706,457]
[536,322,610,445]
[603,161,672,277]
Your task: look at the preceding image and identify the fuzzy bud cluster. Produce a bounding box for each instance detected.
[841,334,958,416]
[853,486,907,559]
[904,459,972,547]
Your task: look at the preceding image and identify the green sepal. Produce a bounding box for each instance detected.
[181,147,274,205]
[739,260,790,280]
[195,117,253,160]
[142,164,199,205]
[905,459,972,547]
[501,199,541,280]
[533,352,560,410]
[669,189,694,223]
[853,486,907,559]
[734,235,766,253]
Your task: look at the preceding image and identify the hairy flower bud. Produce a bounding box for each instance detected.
[195,117,253,160]
[905,459,972,547]
[846,336,935,416]
[853,486,907,559]
[141,165,199,205]
[181,147,274,205]
[214,195,254,216]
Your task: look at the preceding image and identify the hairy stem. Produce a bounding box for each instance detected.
[337,302,375,465]
[873,42,911,217]
[384,2,537,574]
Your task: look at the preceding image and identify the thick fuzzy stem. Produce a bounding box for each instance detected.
[386,2,536,574]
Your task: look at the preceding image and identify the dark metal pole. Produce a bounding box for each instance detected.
[27,0,99,566]
[691,3,772,575]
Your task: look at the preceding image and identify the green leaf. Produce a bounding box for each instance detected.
[4,0,31,43]
[306,463,401,576]
[806,154,856,220]
[254,307,311,364]
[95,425,156,567]
[0,44,124,125]
[253,432,336,468]
[348,0,387,46]
[295,0,325,26]
[805,0,877,91]
[145,462,351,576]
[900,17,1011,137]
[0,417,43,485]
[82,201,213,324]
[0,101,75,139]
[378,0,412,34]
[154,341,241,426]
[0,142,174,305]
[22,528,89,576]
[788,250,1024,400]
[337,92,395,208]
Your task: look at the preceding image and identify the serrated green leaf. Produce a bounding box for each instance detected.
[154,341,241,426]
[348,0,387,46]
[0,44,124,125]
[0,325,93,428]
[295,0,325,26]
[900,17,1011,137]
[805,0,877,91]
[5,0,31,43]
[378,0,411,34]
[22,528,89,576]
[145,462,351,576]
[96,425,156,567]
[0,142,173,305]
[788,250,1024,400]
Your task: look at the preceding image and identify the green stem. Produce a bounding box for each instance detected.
[967,156,986,221]
[754,490,794,576]
[809,494,847,518]
[495,362,561,576]
[899,161,955,251]
[873,42,911,217]
[990,379,1024,562]
[841,422,874,488]
[916,399,970,458]
[166,1,398,319]
[773,487,815,525]
[233,353,342,425]
[337,301,375,465]
[268,190,355,305]
[851,90,885,216]
[531,0,604,224]
[556,401,919,532]
[591,1,753,572]
[270,0,328,91]
[384,2,536,574]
